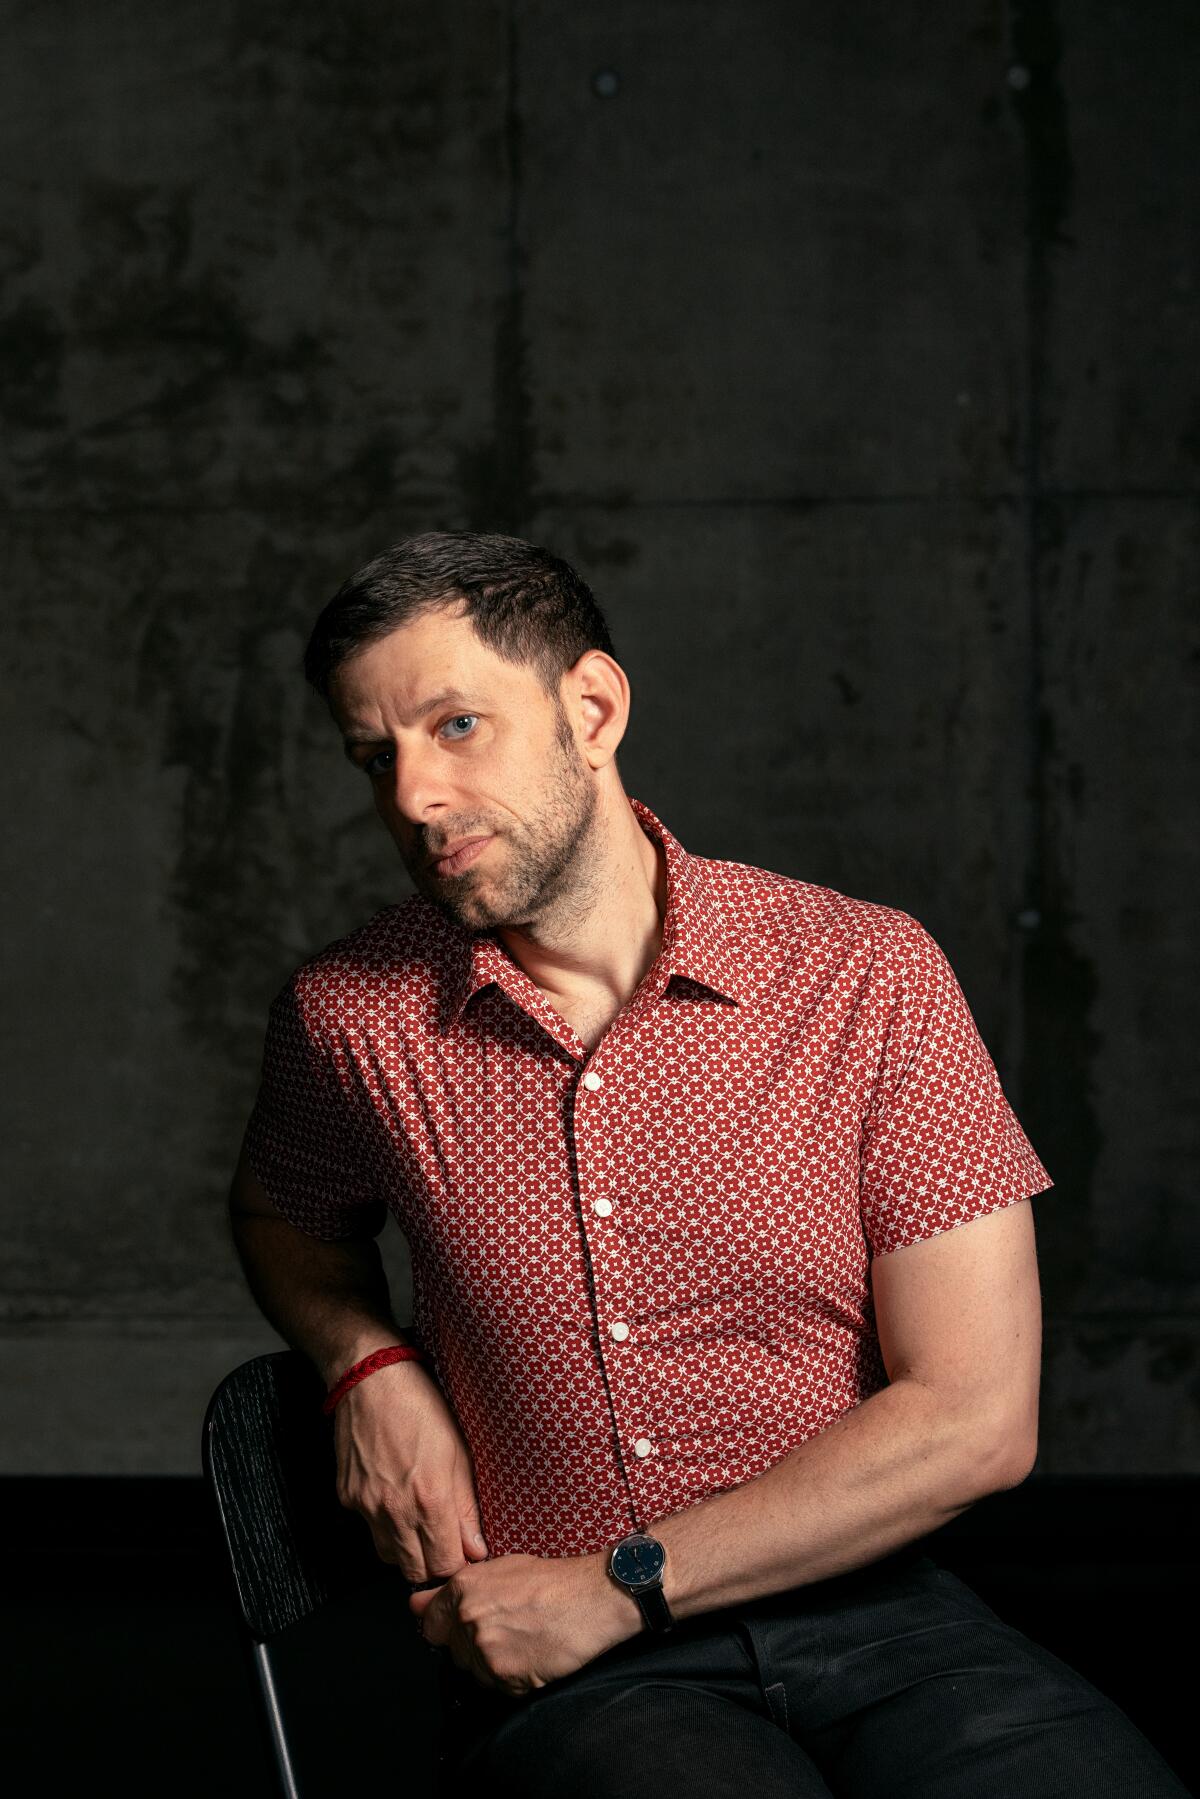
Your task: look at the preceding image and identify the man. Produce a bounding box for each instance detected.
[230,532,1186,1798]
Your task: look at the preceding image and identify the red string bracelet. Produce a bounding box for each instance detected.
[322,1344,425,1415]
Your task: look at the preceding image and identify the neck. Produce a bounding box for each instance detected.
[496,793,668,1013]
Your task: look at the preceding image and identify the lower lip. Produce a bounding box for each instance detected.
[433,836,493,877]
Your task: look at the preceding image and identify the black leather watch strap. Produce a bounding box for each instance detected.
[633,1581,674,1632]
[609,1532,674,1633]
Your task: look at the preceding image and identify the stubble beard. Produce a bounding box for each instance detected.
[410,710,602,937]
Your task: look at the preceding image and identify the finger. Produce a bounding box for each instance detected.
[411,1584,452,1646]
[368,1511,429,1583]
[416,1509,469,1582]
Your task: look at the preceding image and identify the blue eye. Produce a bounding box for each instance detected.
[441,714,478,738]
[361,716,477,778]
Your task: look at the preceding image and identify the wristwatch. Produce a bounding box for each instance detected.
[608,1532,674,1632]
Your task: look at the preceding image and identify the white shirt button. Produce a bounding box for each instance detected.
[582,1070,602,1091]
[632,1437,653,1458]
[609,1320,630,1342]
[592,1197,613,1217]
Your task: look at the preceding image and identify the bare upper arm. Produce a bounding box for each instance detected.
[871,1198,1043,1475]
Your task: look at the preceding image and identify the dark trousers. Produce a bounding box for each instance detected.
[436,1546,1190,1798]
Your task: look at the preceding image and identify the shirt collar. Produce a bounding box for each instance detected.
[437,795,749,1034]
[629,795,749,1006]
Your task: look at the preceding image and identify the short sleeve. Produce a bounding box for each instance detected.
[242,977,388,1242]
[858,915,1052,1257]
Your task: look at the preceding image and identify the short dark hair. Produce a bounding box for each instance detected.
[303,531,618,703]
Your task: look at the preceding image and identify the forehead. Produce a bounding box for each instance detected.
[329,605,542,727]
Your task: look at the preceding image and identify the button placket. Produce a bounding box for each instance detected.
[572,1053,654,1501]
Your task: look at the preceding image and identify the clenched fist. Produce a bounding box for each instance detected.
[409,1551,637,1695]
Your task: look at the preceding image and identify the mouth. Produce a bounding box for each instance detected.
[429,835,493,877]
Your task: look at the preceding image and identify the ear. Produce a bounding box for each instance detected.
[566,650,630,771]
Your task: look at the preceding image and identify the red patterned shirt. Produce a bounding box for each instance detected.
[244,796,1051,1558]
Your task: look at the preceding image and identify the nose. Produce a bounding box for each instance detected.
[374,743,455,837]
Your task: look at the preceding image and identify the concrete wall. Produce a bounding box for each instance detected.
[3,1,1196,1472]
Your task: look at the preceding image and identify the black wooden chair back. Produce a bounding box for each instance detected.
[203,1350,437,1799]
[203,1350,379,1640]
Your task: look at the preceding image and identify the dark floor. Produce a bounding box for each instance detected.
[2,1477,1196,1797]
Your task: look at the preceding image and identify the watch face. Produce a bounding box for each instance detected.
[610,1533,666,1588]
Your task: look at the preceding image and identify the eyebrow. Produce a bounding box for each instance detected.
[341,689,485,755]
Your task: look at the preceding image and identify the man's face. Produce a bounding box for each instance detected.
[329,602,599,933]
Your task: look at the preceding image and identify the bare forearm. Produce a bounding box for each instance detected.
[429,1375,1036,1681]
[650,1376,1031,1623]
[422,1201,1046,1690]
[230,1211,409,1387]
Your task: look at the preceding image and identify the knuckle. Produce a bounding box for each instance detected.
[443,1569,480,1611]
[372,1540,401,1567]
[489,1655,531,1696]
[376,1482,410,1518]
[408,1474,444,1513]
